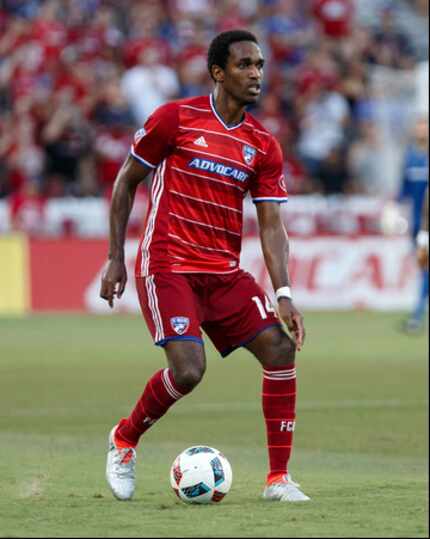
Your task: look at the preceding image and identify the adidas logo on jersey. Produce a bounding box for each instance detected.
[193,136,208,147]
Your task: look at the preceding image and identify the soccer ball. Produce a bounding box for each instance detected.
[170,446,233,504]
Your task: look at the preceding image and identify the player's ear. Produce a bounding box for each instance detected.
[211,65,224,84]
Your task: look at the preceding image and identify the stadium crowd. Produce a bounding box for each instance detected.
[0,0,428,222]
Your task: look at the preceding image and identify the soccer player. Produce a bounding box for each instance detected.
[398,117,429,333]
[100,30,310,502]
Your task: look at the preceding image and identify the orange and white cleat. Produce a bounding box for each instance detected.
[263,473,310,502]
[106,424,137,501]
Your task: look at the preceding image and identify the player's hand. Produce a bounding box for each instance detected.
[417,246,429,269]
[277,298,305,351]
[100,258,127,308]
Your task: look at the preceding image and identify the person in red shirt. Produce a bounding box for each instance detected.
[100,30,309,503]
[312,0,353,39]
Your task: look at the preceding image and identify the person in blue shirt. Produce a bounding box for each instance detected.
[398,117,428,333]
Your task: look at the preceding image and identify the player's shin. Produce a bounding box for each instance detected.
[116,368,193,446]
[262,365,297,482]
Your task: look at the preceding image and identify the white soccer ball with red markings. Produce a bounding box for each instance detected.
[170,446,233,504]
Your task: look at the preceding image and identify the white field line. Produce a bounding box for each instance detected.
[5,398,427,417]
[172,398,427,414]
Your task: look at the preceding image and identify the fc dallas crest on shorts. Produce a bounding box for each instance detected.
[170,316,190,335]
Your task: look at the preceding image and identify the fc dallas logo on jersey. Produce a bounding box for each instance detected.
[242,144,256,165]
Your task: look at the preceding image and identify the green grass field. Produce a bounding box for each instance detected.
[0,312,428,538]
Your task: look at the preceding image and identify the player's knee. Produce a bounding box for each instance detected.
[173,362,206,389]
[263,333,296,368]
[167,345,206,389]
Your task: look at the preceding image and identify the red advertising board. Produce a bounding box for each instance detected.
[29,238,108,311]
[28,236,418,312]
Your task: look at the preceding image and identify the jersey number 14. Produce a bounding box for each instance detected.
[252,296,277,319]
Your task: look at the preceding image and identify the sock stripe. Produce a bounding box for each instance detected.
[268,445,292,448]
[162,368,183,400]
[263,367,296,373]
[263,368,296,379]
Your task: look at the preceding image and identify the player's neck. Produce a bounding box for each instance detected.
[212,88,245,127]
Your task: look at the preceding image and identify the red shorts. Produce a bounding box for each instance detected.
[136,270,281,357]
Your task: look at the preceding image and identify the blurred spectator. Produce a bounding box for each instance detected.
[284,155,315,195]
[338,58,368,118]
[317,145,349,194]
[174,18,211,97]
[367,5,415,69]
[41,89,92,196]
[121,45,180,125]
[93,77,134,128]
[30,0,68,64]
[0,111,45,193]
[297,79,349,180]
[312,0,354,39]
[255,92,291,145]
[263,0,314,69]
[347,120,385,195]
[389,0,429,62]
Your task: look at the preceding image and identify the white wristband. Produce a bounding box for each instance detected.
[276,286,292,301]
[417,230,429,249]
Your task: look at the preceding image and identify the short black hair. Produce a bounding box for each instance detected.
[207,30,259,80]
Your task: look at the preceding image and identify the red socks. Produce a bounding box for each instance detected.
[116,368,191,447]
[262,365,297,482]
[115,363,297,484]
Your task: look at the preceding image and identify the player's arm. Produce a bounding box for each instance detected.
[100,155,152,308]
[256,201,305,351]
[417,186,428,269]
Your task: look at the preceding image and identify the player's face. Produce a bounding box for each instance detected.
[222,41,264,105]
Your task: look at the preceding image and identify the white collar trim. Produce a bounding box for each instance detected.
[209,94,245,131]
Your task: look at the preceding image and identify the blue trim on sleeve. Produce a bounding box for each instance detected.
[129,149,157,169]
[220,323,283,358]
[156,336,204,347]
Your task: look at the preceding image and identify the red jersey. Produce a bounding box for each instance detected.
[132,94,288,276]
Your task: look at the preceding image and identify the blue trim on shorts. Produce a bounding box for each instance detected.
[156,336,204,347]
[220,322,283,358]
